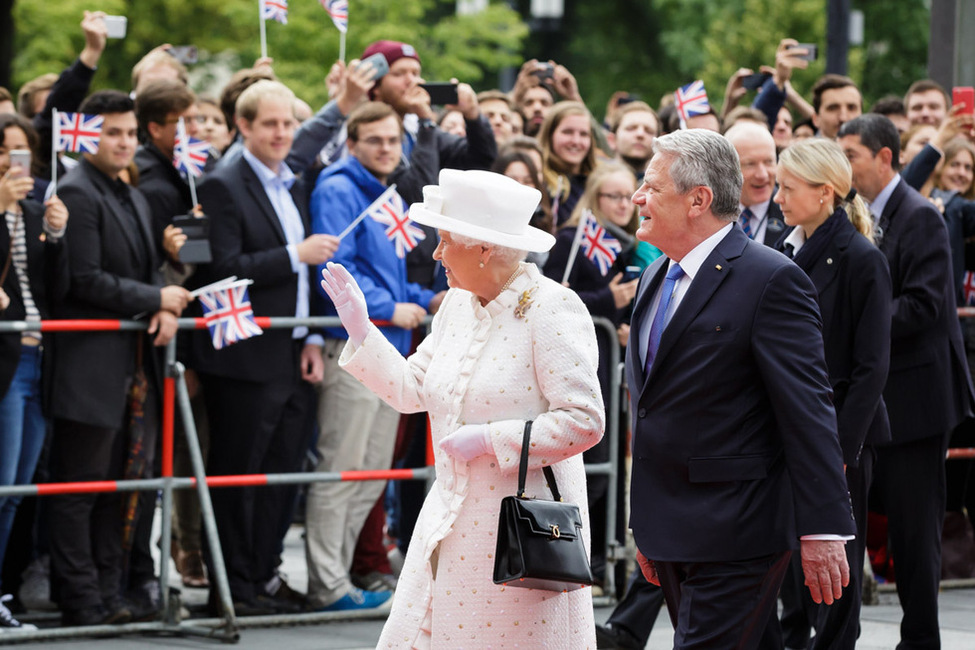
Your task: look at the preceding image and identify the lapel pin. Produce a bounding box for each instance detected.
[826,258,833,265]
[715,264,722,271]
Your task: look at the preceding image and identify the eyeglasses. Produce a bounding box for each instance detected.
[598,193,632,203]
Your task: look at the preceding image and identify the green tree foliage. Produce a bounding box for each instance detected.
[11,0,526,108]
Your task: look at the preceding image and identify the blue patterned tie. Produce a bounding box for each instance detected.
[739,207,754,239]
[645,263,685,375]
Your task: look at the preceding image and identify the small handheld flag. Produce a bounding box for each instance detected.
[173,122,209,179]
[674,80,710,128]
[367,189,425,258]
[579,212,622,276]
[964,271,975,306]
[262,0,288,23]
[321,0,348,33]
[196,278,263,350]
[57,112,104,154]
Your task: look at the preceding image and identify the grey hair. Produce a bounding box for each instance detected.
[450,233,528,266]
[652,129,743,220]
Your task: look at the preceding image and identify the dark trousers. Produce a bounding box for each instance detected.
[657,551,792,650]
[48,419,126,610]
[605,566,666,645]
[873,435,948,650]
[200,371,315,602]
[772,448,875,650]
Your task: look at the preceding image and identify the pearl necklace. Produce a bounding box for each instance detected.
[498,266,522,294]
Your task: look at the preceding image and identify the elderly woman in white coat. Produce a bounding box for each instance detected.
[320,168,605,649]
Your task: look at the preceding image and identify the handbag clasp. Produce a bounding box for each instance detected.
[549,524,560,539]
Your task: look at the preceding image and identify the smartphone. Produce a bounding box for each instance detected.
[8,150,31,178]
[420,82,459,106]
[531,63,554,82]
[172,213,212,264]
[622,265,642,283]
[953,87,975,115]
[617,94,640,106]
[788,43,817,62]
[167,45,198,65]
[102,15,127,39]
[358,52,390,82]
[742,72,773,91]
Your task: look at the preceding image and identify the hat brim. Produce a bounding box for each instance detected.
[409,204,556,253]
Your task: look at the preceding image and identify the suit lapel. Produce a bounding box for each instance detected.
[806,227,851,295]
[877,178,906,252]
[763,199,787,246]
[239,158,288,246]
[85,162,146,268]
[644,228,746,389]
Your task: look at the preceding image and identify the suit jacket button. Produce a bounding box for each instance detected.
[638,408,646,418]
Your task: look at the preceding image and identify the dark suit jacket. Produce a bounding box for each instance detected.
[626,226,854,563]
[878,178,975,442]
[51,159,164,429]
[195,155,312,384]
[780,218,893,465]
[760,199,787,247]
[135,142,193,255]
[0,200,69,401]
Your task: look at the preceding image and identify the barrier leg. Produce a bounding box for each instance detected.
[173,362,239,641]
[160,340,177,624]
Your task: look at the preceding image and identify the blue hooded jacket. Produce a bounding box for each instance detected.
[311,155,435,355]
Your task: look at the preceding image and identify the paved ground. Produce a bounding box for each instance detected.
[8,520,975,649]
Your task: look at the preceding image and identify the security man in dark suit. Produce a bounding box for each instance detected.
[196,79,339,615]
[48,90,192,626]
[725,122,787,247]
[839,114,975,650]
[626,129,855,649]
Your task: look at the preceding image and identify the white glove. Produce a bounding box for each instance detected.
[320,262,370,347]
[439,424,493,461]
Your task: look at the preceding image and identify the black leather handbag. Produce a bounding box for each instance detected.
[492,421,594,591]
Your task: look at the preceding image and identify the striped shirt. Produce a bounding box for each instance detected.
[4,210,41,342]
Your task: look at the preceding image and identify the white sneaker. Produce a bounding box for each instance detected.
[0,594,37,632]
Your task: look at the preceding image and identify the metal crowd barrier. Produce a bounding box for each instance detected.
[0,314,626,643]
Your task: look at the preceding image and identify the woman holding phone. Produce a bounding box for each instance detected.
[0,114,69,631]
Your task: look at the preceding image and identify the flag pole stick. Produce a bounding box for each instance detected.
[51,108,59,195]
[259,1,268,59]
[337,184,398,240]
[561,209,590,285]
[339,31,346,64]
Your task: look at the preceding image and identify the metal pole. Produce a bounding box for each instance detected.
[173,361,239,635]
[159,338,177,623]
[825,0,850,76]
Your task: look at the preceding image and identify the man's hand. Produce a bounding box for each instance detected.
[80,11,108,69]
[42,196,68,233]
[336,59,376,116]
[402,84,435,121]
[552,63,582,102]
[160,285,192,315]
[617,323,630,349]
[934,105,975,148]
[722,68,753,118]
[800,539,849,605]
[773,38,809,89]
[449,79,479,121]
[162,224,187,262]
[391,303,426,329]
[297,233,340,265]
[300,343,324,383]
[636,549,660,586]
[148,309,179,346]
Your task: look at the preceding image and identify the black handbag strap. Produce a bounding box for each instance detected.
[517,420,562,501]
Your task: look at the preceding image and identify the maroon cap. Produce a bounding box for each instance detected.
[361,40,421,68]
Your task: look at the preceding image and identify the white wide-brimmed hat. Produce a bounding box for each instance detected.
[409,169,556,253]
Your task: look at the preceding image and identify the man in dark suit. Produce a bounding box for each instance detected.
[48,90,192,626]
[196,79,339,615]
[839,114,975,650]
[625,129,855,649]
[725,121,786,247]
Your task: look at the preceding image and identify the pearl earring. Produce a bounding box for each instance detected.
[479,262,485,268]
[820,199,824,204]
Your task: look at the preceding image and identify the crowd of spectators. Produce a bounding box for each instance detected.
[1,11,975,649]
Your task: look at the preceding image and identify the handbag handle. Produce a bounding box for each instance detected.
[517,420,562,501]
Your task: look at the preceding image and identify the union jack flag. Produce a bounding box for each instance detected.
[673,80,710,126]
[321,0,348,33]
[367,188,425,258]
[579,210,622,276]
[56,112,103,154]
[964,272,975,306]
[173,118,209,177]
[198,280,263,350]
[262,0,288,24]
